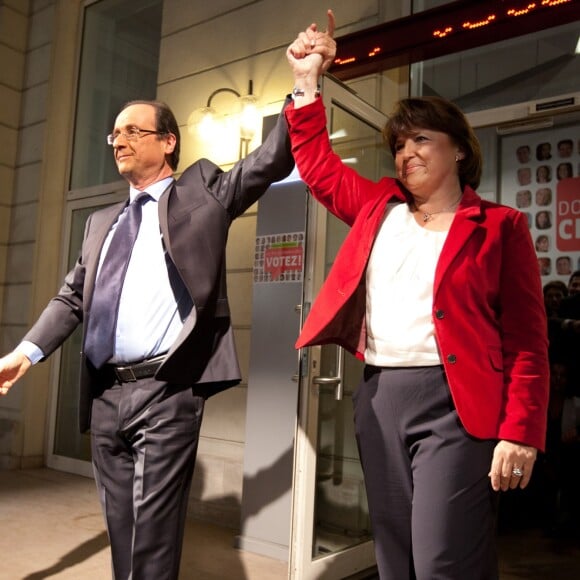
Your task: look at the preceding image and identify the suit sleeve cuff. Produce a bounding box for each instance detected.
[15,341,45,365]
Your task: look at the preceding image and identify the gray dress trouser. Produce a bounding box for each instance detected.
[90,375,205,580]
[353,365,499,580]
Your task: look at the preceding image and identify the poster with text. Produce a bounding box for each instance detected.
[500,126,580,285]
[253,232,305,283]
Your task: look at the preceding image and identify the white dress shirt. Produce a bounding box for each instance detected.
[20,177,192,365]
[365,203,448,367]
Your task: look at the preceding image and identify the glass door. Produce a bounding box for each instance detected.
[290,76,392,579]
[46,191,126,477]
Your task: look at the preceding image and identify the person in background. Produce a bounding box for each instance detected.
[538,359,569,537]
[556,162,573,180]
[553,272,580,536]
[557,139,573,158]
[515,189,531,208]
[537,274,580,537]
[0,94,296,579]
[538,257,552,277]
[535,187,552,206]
[558,384,580,538]
[536,165,551,183]
[535,234,549,252]
[559,270,580,395]
[517,167,532,186]
[536,142,552,161]
[537,280,571,536]
[536,210,552,230]
[567,270,580,296]
[543,280,570,375]
[556,256,572,276]
[544,280,568,318]
[516,144,531,163]
[286,10,549,579]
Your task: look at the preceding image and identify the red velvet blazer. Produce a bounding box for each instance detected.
[286,99,549,451]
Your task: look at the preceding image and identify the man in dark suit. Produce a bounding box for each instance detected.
[0,97,293,579]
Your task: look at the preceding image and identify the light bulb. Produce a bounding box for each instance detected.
[187,106,217,140]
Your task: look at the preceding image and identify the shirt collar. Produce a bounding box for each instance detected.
[129,176,174,203]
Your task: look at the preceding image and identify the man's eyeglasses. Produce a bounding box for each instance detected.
[106,127,167,146]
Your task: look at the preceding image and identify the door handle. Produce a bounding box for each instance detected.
[312,375,343,400]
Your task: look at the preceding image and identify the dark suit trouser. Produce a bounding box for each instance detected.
[353,365,498,580]
[90,376,205,580]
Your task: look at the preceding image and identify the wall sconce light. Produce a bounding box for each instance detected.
[187,80,260,159]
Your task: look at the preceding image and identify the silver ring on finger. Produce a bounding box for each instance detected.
[512,467,523,477]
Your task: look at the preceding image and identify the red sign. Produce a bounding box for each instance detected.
[556,176,580,252]
[264,245,303,280]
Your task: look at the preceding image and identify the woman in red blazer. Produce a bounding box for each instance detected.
[286,13,549,580]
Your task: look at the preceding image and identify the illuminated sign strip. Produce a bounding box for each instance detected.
[329,0,578,80]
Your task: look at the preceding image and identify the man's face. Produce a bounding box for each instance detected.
[110,104,176,189]
[517,168,531,185]
[516,146,530,163]
[516,190,530,208]
[545,288,565,313]
[556,258,571,275]
[558,141,572,158]
[537,143,551,160]
[569,276,580,296]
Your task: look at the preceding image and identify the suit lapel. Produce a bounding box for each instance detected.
[158,173,207,266]
[158,176,210,314]
[433,188,482,299]
[157,180,173,259]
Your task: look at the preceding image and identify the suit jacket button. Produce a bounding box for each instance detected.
[447,354,457,364]
[435,309,444,319]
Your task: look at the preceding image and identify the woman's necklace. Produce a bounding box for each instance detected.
[415,195,462,222]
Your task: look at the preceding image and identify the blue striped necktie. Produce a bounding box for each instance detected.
[84,192,150,368]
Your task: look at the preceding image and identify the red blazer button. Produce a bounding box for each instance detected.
[447,354,457,364]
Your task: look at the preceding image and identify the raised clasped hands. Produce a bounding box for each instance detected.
[287,9,336,82]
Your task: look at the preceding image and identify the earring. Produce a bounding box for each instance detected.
[455,154,460,162]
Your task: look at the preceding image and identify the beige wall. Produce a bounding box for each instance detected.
[0,0,34,468]
[0,0,406,525]
[0,0,83,470]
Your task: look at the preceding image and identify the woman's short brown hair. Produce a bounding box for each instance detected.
[383,96,482,190]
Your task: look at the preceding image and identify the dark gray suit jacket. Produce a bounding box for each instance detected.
[24,101,294,432]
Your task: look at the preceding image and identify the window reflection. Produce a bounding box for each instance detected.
[70,0,163,190]
[410,22,580,112]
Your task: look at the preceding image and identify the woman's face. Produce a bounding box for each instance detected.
[537,212,549,227]
[537,166,549,182]
[536,188,551,205]
[558,164,572,179]
[395,128,461,196]
[536,236,549,251]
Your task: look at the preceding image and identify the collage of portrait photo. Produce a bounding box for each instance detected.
[502,127,580,281]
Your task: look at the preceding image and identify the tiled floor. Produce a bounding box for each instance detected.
[1,468,579,579]
[0,468,287,580]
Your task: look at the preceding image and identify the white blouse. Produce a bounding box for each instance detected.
[365,203,448,367]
